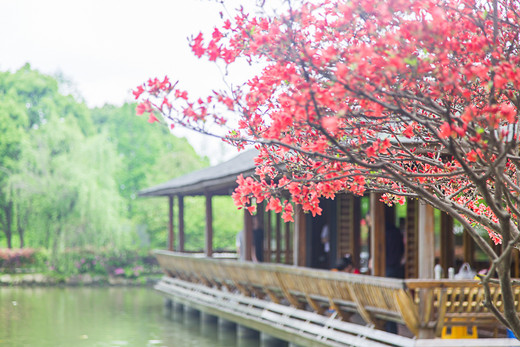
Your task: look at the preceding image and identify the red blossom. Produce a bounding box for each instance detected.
[467,150,478,162]
[147,113,159,123]
[134,0,520,288]
[136,100,152,116]
[161,97,172,109]
[266,197,283,213]
[133,85,145,99]
[212,28,223,41]
[403,124,414,138]
[191,32,205,58]
[282,201,294,222]
[438,122,452,139]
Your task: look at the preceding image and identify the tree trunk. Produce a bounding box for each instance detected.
[18,226,24,248]
[17,204,24,248]
[3,202,13,249]
[498,250,520,338]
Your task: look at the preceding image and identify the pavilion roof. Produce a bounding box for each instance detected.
[138,149,258,197]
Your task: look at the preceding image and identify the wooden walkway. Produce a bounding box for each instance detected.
[154,250,520,345]
[156,276,415,347]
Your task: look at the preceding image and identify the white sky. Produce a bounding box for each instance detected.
[0,0,261,162]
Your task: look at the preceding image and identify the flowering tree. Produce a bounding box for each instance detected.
[135,0,520,335]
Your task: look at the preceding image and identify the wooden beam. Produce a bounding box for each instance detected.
[168,196,174,251]
[440,212,454,275]
[418,202,435,279]
[370,193,386,276]
[178,196,185,252]
[205,194,213,257]
[294,204,307,266]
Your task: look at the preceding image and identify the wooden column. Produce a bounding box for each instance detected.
[168,196,174,251]
[404,199,419,278]
[266,211,272,262]
[294,204,307,266]
[440,212,454,275]
[243,209,253,261]
[353,197,361,268]
[257,203,265,262]
[285,219,291,264]
[418,202,435,279]
[370,193,386,276]
[463,229,475,267]
[336,195,361,268]
[205,194,213,257]
[417,201,436,339]
[178,196,185,252]
[337,195,353,263]
[275,213,282,263]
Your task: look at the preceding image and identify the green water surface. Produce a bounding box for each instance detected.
[0,286,242,347]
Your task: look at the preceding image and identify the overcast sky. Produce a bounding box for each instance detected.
[0,0,259,161]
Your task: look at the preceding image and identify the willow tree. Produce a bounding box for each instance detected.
[136,0,520,335]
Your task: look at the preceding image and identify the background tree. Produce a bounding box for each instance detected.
[0,96,27,248]
[0,65,238,255]
[136,0,520,336]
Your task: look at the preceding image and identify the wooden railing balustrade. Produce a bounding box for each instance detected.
[155,250,520,338]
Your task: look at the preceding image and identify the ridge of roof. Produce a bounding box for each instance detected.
[139,149,258,197]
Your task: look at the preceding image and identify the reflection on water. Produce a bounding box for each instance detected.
[0,286,253,347]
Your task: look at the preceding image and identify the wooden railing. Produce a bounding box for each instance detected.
[405,280,520,337]
[154,250,518,338]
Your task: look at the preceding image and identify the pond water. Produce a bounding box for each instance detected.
[0,286,254,347]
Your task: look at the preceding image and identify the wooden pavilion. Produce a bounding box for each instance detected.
[140,149,520,346]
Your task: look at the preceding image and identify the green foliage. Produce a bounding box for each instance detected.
[10,116,125,253]
[90,103,210,249]
[180,196,242,251]
[48,248,159,278]
[0,65,240,269]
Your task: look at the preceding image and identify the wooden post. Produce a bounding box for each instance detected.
[168,196,174,251]
[418,202,435,279]
[266,211,272,262]
[285,218,291,264]
[178,196,185,252]
[275,213,281,263]
[463,229,475,267]
[294,204,307,266]
[418,201,436,339]
[205,194,213,257]
[404,199,419,279]
[440,212,454,275]
[353,197,361,269]
[244,209,253,261]
[370,193,386,276]
[257,202,265,261]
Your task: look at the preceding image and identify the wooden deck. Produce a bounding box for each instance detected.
[154,250,520,344]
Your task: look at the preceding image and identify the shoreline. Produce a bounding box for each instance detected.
[0,273,162,287]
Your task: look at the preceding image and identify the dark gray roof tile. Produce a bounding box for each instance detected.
[138,149,258,197]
